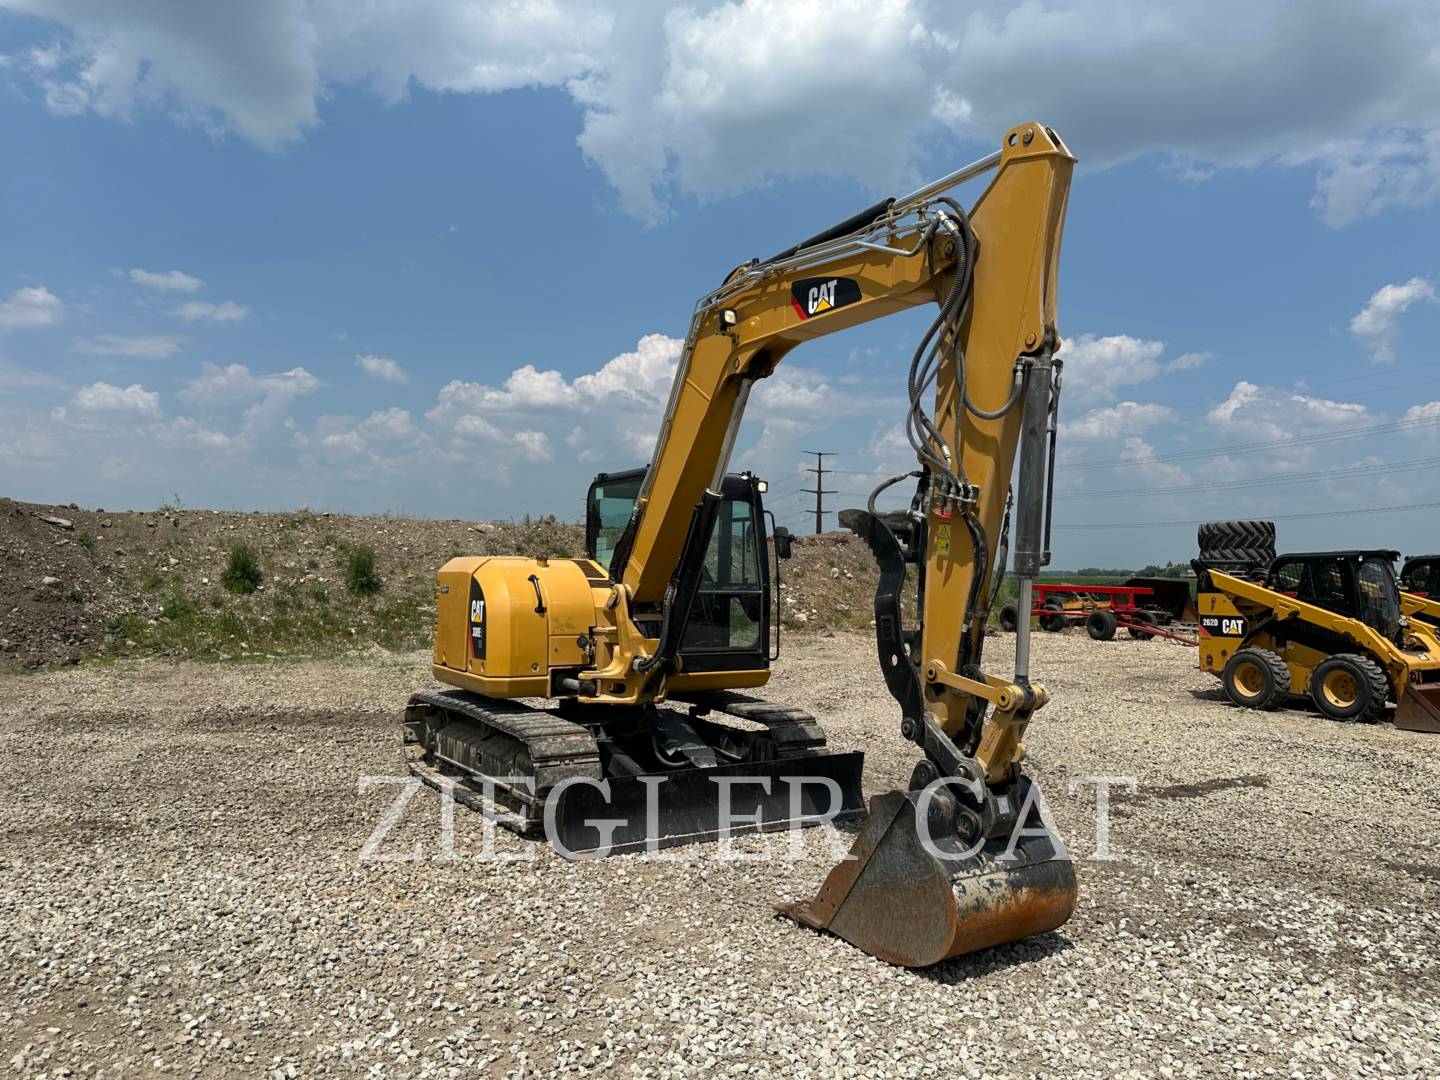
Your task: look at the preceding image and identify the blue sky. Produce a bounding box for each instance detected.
[2,1,1440,568]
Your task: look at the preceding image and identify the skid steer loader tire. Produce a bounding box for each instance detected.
[1086,608,1118,641]
[1309,653,1389,723]
[1222,648,1290,710]
[1197,520,1276,575]
[1127,611,1154,640]
[998,605,1019,632]
[1039,599,1067,632]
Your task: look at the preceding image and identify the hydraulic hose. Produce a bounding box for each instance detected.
[868,470,923,516]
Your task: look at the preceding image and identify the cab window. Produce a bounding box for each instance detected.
[1270,561,1305,596]
[1355,557,1400,638]
[683,496,764,652]
[1407,561,1436,594]
[587,474,643,573]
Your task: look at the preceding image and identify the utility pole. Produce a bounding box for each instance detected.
[802,451,836,535]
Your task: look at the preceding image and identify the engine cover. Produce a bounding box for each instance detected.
[433,556,601,696]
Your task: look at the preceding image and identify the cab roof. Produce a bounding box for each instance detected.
[1275,550,1401,562]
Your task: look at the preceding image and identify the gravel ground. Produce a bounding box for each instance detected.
[2,632,1438,1078]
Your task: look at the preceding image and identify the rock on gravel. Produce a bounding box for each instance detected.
[1,632,1438,1077]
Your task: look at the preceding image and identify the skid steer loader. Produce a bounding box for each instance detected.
[1400,555,1440,629]
[1194,521,1440,731]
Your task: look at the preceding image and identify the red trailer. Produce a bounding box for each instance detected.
[999,583,1197,645]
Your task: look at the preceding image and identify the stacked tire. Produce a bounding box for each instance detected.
[1196,520,1276,575]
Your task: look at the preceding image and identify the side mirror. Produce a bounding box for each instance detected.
[773,526,794,561]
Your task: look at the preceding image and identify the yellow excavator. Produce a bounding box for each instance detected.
[403,123,1077,967]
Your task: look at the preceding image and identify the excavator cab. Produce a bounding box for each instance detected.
[587,468,780,670]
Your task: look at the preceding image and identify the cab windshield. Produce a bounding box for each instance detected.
[1355,557,1401,640]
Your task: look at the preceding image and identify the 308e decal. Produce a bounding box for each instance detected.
[469,578,487,659]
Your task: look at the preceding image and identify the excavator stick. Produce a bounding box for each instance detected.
[1395,684,1440,733]
[780,789,1075,967]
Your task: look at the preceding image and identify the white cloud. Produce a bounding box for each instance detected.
[430,333,682,419]
[1349,276,1436,363]
[156,417,240,451]
[10,0,610,149]
[514,430,553,462]
[1055,334,1166,405]
[0,357,67,391]
[179,362,319,405]
[316,407,426,467]
[1303,130,1440,228]
[75,333,182,359]
[12,2,1440,225]
[1404,401,1440,424]
[355,353,409,383]
[1207,380,1370,441]
[1168,351,1212,372]
[0,285,63,330]
[0,426,60,464]
[173,299,249,322]
[69,380,161,417]
[1060,401,1175,441]
[128,267,202,292]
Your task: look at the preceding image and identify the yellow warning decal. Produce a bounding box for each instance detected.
[935,523,952,556]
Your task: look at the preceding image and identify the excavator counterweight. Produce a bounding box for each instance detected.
[405,122,1079,966]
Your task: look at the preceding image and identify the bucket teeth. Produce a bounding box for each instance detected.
[779,789,1076,967]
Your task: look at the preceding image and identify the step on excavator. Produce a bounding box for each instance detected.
[403,123,1078,967]
[1194,521,1440,731]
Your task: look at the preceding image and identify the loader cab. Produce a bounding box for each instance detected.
[1266,550,1403,640]
[1401,556,1440,597]
[586,467,779,670]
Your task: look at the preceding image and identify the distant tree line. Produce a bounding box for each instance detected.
[1073,560,1191,579]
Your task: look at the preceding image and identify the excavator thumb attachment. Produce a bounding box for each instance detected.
[1395,684,1440,733]
[779,789,1076,967]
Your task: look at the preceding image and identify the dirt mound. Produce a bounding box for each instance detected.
[0,498,583,671]
[776,531,883,630]
[1,498,891,670]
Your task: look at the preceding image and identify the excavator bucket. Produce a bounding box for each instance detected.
[1395,684,1440,733]
[779,789,1076,967]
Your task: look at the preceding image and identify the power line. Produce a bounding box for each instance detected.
[1057,454,1440,500]
[1059,413,1440,471]
[801,450,837,535]
[1055,499,1440,530]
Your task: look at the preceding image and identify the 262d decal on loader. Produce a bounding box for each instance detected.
[1194,521,1440,732]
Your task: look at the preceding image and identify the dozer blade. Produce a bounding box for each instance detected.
[778,790,1076,968]
[548,752,865,858]
[1395,684,1440,733]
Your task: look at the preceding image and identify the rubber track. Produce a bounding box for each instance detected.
[406,688,600,770]
[671,690,829,754]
